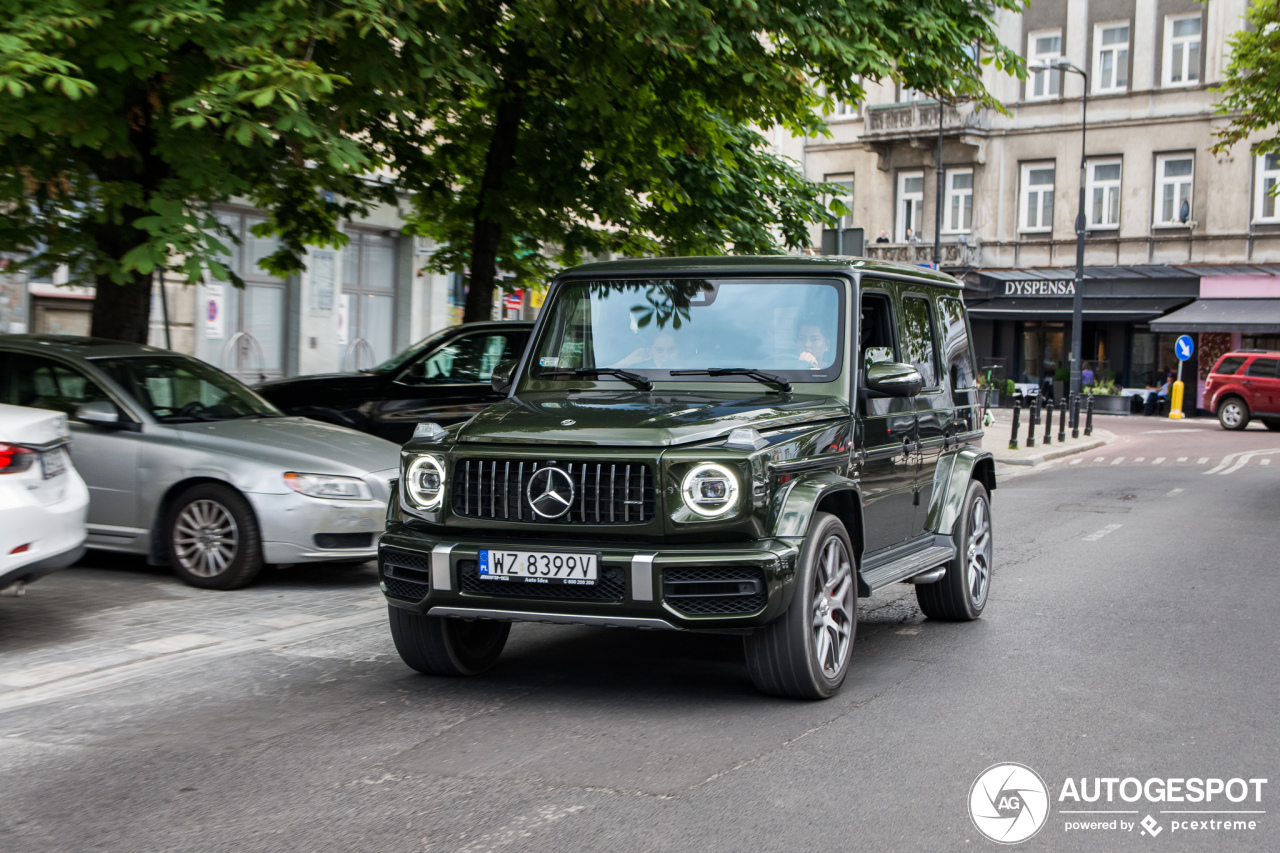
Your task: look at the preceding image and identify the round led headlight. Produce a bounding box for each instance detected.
[681,462,739,518]
[404,455,446,510]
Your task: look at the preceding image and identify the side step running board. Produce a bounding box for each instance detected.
[861,545,956,591]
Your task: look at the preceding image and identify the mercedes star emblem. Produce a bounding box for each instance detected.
[527,466,576,518]
[560,418,576,426]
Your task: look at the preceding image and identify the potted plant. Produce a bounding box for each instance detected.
[1053,367,1069,404]
[1083,378,1130,414]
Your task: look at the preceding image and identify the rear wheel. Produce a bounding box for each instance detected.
[1218,397,1249,431]
[916,480,991,621]
[744,512,855,700]
[389,606,510,676]
[166,483,263,590]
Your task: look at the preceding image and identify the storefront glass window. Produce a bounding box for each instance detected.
[1019,322,1065,386]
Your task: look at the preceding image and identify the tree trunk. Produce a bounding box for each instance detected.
[463,91,525,323]
[90,208,154,344]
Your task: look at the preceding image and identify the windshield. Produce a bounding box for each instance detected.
[369,327,455,375]
[531,278,845,383]
[94,356,281,423]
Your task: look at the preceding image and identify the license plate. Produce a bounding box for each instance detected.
[478,549,599,585]
[40,449,66,479]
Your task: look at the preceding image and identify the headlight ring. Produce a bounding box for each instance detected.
[681,462,739,518]
[404,455,447,510]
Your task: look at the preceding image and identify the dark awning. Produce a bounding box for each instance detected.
[966,296,1192,322]
[1149,299,1280,334]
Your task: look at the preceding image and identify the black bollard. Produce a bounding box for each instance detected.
[1008,399,1021,450]
[1044,399,1054,444]
[1058,394,1067,442]
[1027,399,1037,448]
[1084,395,1094,436]
[1071,394,1081,439]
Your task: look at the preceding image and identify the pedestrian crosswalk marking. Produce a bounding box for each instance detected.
[1134,457,1145,462]
[1083,524,1123,541]
[1177,457,1188,462]
[1263,459,1272,466]
[1197,457,1209,464]
[1070,458,1083,465]
[1153,457,1165,464]
[1092,457,1105,463]
[1111,457,1125,465]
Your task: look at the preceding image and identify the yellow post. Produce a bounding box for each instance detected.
[1169,360,1185,419]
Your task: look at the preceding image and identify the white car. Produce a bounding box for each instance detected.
[0,403,89,595]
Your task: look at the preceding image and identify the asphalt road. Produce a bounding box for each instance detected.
[2,415,1277,852]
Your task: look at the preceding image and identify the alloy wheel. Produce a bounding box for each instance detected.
[811,535,855,678]
[967,498,992,608]
[173,499,240,578]
[1222,401,1244,428]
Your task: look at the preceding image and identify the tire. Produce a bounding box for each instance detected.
[166,483,263,590]
[744,512,855,700]
[916,480,992,622]
[389,606,510,676]
[1218,397,1249,431]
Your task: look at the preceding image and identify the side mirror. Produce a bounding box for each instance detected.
[490,360,517,394]
[75,400,121,426]
[864,362,924,398]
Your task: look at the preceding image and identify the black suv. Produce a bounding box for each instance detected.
[380,257,995,699]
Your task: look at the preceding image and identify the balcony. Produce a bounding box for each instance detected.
[863,241,980,268]
[862,101,987,143]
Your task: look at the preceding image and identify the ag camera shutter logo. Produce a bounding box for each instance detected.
[969,763,1050,844]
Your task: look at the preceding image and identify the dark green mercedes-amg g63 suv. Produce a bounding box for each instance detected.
[379,256,995,699]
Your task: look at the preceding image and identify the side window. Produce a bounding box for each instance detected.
[1,353,113,416]
[938,296,977,395]
[1245,358,1280,379]
[1214,356,1246,375]
[415,334,512,383]
[858,291,897,371]
[898,295,939,389]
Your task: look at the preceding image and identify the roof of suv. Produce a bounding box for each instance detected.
[558,255,964,289]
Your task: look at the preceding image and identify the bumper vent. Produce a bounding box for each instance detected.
[458,559,625,601]
[663,566,767,616]
[314,532,373,549]
[452,459,655,524]
[381,549,431,601]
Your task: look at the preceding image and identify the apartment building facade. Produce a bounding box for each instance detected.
[783,0,1280,409]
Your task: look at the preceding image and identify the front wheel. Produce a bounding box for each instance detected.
[389,606,510,676]
[166,483,263,590]
[744,512,855,700]
[1218,397,1250,431]
[916,479,992,621]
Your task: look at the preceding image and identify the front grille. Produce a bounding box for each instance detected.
[381,549,432,601]
[458,559,626,601]
[662,566,768,616]
[452,459,656,524]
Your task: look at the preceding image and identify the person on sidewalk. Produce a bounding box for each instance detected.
[1144,371,1172,416]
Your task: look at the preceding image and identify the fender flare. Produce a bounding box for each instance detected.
[773,471,866,600]
[923,447,996,536]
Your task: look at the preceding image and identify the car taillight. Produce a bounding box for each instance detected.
[0,443,36,474]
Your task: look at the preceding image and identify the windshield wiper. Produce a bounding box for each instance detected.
[235,412,283,420]
[669,368,793,393]
[541,368,653,391]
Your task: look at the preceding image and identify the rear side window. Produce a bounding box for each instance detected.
[937,296,976,393]
[1245,357,1280,379]
[1213,355,1247,375]
[898,295,940,389]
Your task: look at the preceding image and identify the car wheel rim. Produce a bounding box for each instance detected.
[811,534,854,679]
[174,499,239,578]
[1223,403,1243,426]
[967,498,992,608]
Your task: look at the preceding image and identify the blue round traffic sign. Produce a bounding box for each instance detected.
[1175,335,1194,362]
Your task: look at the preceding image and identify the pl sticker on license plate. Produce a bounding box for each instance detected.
[478,549,599,585]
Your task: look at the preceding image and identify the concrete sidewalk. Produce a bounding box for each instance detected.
[979,411,1116,466]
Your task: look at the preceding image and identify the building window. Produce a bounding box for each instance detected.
[1163,15,1201,87]
[825,173,855,228]
[943,168,974,233]
[1255,152,1280,223]
[1086,159,1122,229]
[896,85,927,103]
[1092,23,1130,94]
[1154,155,1194,226]
[1027,31,1063,100]
[1019,164,1055,232]
[896,171,924,241]
[824,80,862,119]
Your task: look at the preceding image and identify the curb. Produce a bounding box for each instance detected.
[992,437,1109,467]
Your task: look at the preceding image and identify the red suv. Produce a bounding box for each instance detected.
[1204,351,1280,431]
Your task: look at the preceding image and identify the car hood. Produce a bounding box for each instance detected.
[255,373,379,395]
[170,416,400,474]
[455,391,848,447]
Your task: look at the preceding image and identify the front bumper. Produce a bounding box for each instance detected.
[248,490,387,564]
[377,525,801,631]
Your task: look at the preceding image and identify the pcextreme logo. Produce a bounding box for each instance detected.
[969,765,1269,844]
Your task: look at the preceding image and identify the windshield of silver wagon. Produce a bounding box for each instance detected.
[530,278,845,382]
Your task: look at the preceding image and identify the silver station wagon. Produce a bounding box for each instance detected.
[0,336,400,589]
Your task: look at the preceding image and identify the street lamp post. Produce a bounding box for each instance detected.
[1031,58,1089,400]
